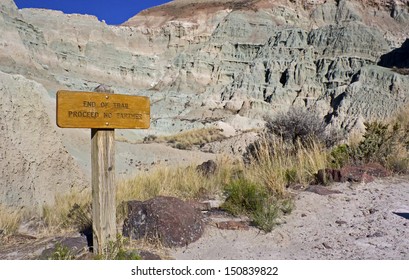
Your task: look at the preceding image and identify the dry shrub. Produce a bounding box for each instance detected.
[266,107,343,147]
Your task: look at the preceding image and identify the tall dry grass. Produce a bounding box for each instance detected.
[244,136,327,196]
[0,205,24,236]
[144,127,226,149]
[117,157,237,203]
[42,189,91,232]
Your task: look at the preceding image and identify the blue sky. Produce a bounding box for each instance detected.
[14,0,173,25]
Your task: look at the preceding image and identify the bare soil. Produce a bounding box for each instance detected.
[1,177,408,260]
[171,177,409,259]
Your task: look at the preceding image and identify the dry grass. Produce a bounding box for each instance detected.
[145,127,226,149]
[8,132,329,235]
[392,103,409,127]
[42,189,91,232]
[117,157,237,202]
[116,157,239,221]
[244,137,328,195]
[35,136,327,233]
[0,205,24,237]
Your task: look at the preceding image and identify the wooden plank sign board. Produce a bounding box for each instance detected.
[56,90,150,129]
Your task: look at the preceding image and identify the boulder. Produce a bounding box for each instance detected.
[316,168,345,185]
[196,160,218,176]
[316,163,391,184]
[340,163,391,183]
[40,235,89,259]
[122,196,204,247]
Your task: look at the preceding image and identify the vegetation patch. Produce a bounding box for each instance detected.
[42,189,91,232]
[0,205,23,237]
[94,234,141,260]
[144,127,226,150]
[329,119,409,174]
[265,107,343,147]
[48,243,75,260]
[244,136,328,194]
[222,179,293,232]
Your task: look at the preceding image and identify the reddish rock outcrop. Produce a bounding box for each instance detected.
[316,163,391,185]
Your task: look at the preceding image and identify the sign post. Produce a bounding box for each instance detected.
[56,90,150,254]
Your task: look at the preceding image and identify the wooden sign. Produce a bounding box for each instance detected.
[56,90,150,129]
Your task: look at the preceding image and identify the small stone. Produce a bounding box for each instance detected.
[335,220,347,226]
[368,208,377,215]
[138,250,161,260]
[215,221,249,230]
[322,242,332,249]
[196,160,217,176]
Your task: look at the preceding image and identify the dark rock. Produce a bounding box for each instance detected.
[122,196,204,247]
[322,242,332,249]
[367,231,385,238]
[368,208,377,215]
[341,163,390,183]
[188,200,211,211]
[138,250,162,260]
[93,84,114,93]
[316,168,344,185]
[215,220,249,230]
[305,185,342,195]
[40,235,89,259]
[196,160,217,176]
[335,220,347,226]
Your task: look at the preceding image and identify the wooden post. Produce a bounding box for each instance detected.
[91,128,116,254]
[56,89,150,255]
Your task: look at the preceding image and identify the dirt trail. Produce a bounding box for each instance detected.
[1,177,408,260]
[171,177,409,259]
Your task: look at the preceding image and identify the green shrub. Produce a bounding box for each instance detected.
[94,234,141,260]
[221,179,293,232]
[329,144,350,168]
[284,168,298,184]
[48,243,75,260]
[222,179,269,216]
[329,121,409,173]
[350,122,409,168]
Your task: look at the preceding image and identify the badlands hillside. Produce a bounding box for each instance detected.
[1,0,409,212]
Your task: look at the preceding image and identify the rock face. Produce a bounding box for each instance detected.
[1,0,409,210]
[122,196,205,247]
[0,71,86,212]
